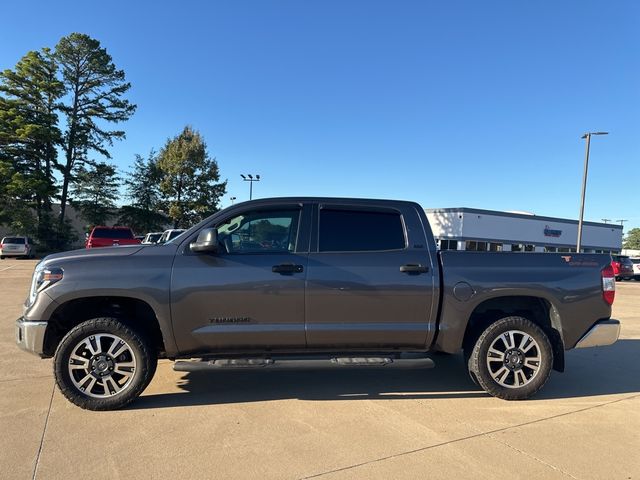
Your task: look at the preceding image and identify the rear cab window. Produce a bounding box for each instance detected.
[319,208,406,252]
[2,237,26,244]
[92,228,134,239]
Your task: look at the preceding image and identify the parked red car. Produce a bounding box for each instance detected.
[85,226,141,248]
[611,254,634,281]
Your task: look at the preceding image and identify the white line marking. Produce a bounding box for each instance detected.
[0,265,17,272]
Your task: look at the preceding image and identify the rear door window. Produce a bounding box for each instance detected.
[319,208,405,252]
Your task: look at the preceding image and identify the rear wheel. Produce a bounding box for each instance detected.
[54,317,157,410]
[468,316,552,400]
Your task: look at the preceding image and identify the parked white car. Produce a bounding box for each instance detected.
[142,232,163,244]
[0,236,35,259]
[157,229,186,244]
[631,258,640,280]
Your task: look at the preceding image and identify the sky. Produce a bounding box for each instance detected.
[1,1,639,232]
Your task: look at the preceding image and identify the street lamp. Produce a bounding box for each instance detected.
[230,196,237,205]
[577,132,608,252]
[240,174,260,200]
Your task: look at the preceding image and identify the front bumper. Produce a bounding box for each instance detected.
[15,317,48,356]
[575,319,620,349]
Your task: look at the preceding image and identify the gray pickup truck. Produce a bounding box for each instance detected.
[16,198,620,410]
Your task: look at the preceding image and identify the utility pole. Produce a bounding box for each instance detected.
[577,132,608,252]
[601,219,611,224]
[240,174,260,200]
[616,219,628,228]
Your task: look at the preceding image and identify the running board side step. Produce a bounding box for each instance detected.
[173,355,435,372]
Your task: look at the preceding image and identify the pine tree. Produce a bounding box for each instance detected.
[118,151,168,232]
[55,33,136,233]
[70,162,120,227]
[0,48,62,242]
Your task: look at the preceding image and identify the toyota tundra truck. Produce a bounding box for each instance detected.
[16,197,620,410]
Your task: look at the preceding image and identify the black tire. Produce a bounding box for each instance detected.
[468,316,553,400]
[54,317,157,411]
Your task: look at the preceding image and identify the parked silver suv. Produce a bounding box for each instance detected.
[0,236,35,259]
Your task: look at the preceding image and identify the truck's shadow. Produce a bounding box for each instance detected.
[130,339,640,410]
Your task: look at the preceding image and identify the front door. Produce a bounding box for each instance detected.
[171,206,309,354]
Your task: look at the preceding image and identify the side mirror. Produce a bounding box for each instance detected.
[190,228,218,253]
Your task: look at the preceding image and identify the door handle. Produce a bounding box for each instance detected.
[400,264,429,274]
[272,263,304,274]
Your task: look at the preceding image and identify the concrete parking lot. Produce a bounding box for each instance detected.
[1,259,639,480]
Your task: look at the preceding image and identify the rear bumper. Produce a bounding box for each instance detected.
[1,250,29,257]
[575,319,620,349]
[15,317,48,356]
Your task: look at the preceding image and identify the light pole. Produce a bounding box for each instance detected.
[230,196,237,205]
[577,132,608,252]
[240,174,260,200]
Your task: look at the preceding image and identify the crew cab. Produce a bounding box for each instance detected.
[85,226,141,249]
[16,198,620,410]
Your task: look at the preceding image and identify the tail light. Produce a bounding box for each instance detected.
[602,264,616,305]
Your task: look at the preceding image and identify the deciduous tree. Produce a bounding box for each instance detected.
[157,126,226,228]
[623,228,640,250]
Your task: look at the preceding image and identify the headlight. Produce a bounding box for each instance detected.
[28,264,63,306]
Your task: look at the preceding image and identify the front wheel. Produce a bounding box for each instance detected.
[54,317,157,410]
[468,316,553,400]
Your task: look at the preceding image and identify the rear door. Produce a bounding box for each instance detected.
[305,202,437,348]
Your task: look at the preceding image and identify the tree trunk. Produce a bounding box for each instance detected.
[58,71,80,231]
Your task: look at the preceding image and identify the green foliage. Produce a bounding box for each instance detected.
[71,162,120,227]
[157,126,226,228]
[250,220,288,244]
[117,151,168,232]
[0,34,136,250]
[623,228,640,250]
[55,33,136,230]
[117,206,168,235]
[0,48,62,245]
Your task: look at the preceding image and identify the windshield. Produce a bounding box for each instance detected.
[145,233,162,243]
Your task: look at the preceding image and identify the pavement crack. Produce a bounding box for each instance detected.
[298,393,640,480]
[0,375,53,384]
[488,435,581,479]
[31,381,55,480]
